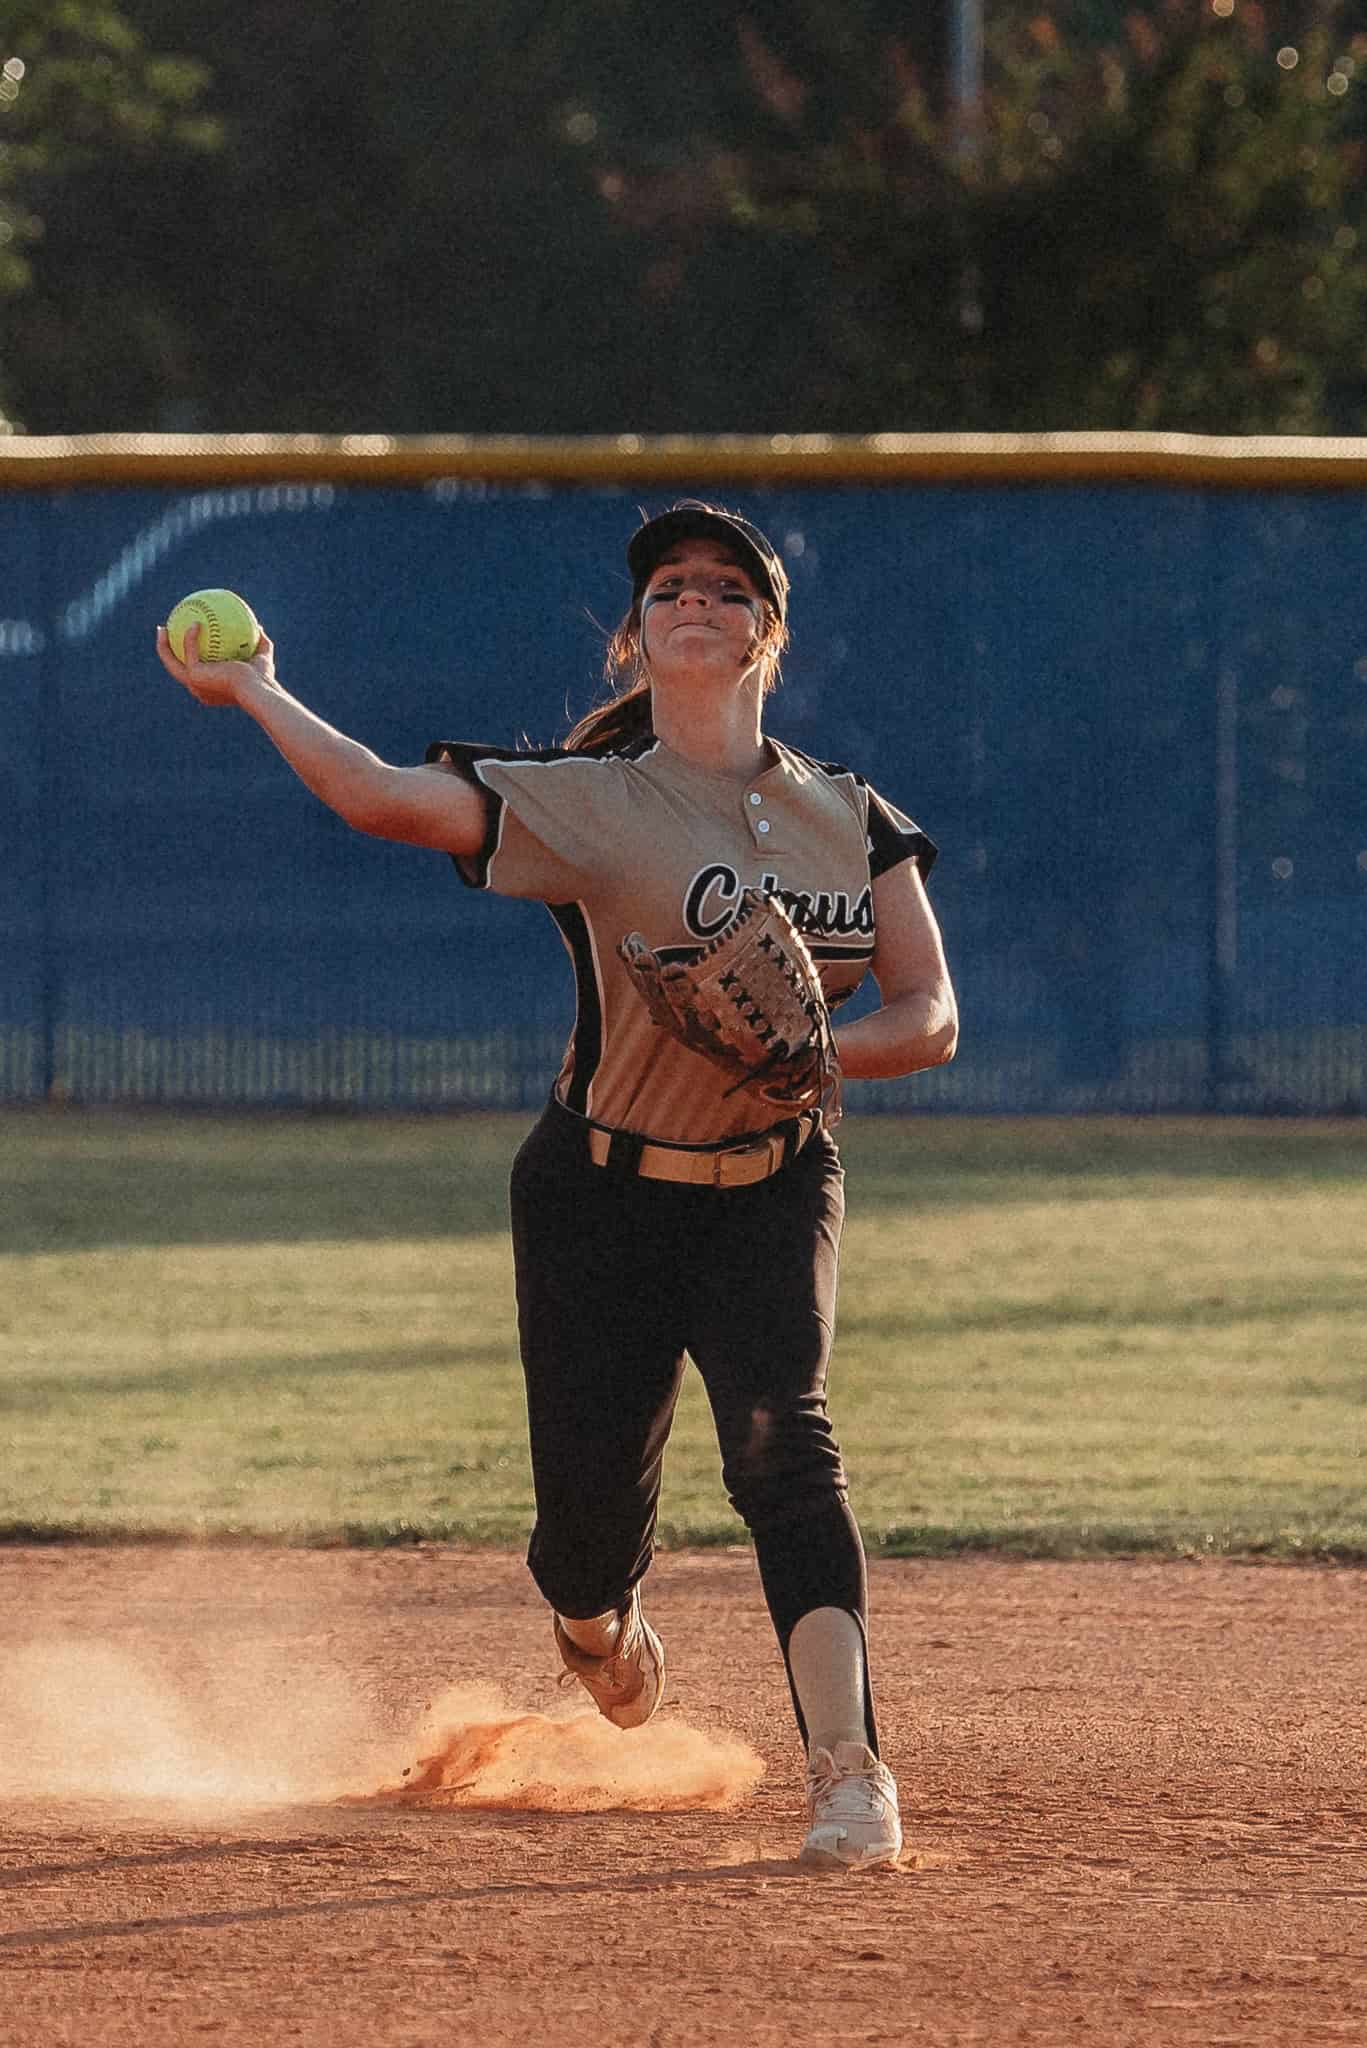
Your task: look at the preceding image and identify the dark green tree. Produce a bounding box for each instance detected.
[979,4,1367,429]
[5,1,1367,435]
[1,0,943,433]
[0,0,218,430]
[670,1,1367,430]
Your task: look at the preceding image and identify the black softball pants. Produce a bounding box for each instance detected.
[509,1096,876,1752]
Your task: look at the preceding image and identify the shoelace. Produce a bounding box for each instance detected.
[808,1757,889,1821]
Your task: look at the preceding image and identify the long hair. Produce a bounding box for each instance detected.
[564,591,790,758]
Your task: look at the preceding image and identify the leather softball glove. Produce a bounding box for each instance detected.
[618,888,841,1116]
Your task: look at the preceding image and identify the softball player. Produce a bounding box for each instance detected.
[156,501,957,1870]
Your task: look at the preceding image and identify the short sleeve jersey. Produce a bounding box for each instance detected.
[426,732,936,1145]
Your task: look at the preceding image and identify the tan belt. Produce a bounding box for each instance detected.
[585,1115,818,1188]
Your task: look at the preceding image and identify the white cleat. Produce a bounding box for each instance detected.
[553,1586,665,1730]
[800,1740,903,1870]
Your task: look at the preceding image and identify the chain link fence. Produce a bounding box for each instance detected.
[1,460,1363,1112]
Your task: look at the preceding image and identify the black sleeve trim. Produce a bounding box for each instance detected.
[789,748,939,884]
[423,740,529,889]
[865,785,938,882]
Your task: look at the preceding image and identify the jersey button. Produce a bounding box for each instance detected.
[748,792,762,806]
[757,819,771,834]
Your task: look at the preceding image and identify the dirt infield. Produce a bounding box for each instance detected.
[0,1547,1364,2048]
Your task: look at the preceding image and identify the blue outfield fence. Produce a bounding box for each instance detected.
[0,442,1364,1113]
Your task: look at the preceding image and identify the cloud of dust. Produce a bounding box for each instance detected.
[351,1683,766,1814]
[0,1649,763,1819]
[0,1636,393,1813]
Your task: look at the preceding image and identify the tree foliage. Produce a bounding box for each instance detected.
[0,0,218,429]
[627,0,1367,430]
[2,0,1366,435]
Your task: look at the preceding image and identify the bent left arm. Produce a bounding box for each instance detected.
[832,860,958,1080]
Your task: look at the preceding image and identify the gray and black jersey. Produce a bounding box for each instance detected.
[427,733,935,1146]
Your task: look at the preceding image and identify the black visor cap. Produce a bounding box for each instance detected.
[626,503,789,624]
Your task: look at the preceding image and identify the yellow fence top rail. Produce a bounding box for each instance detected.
[6,430,1367,489]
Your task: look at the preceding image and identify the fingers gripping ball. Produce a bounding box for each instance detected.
[166,589,262,664]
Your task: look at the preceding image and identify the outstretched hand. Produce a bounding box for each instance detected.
[155,621,277,707]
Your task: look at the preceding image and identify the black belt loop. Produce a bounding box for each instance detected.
[780,1110,820,1166]
[605,1127,647,1175]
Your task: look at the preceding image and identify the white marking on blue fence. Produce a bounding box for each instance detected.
[53,485,336,644]
[0,620,43,655]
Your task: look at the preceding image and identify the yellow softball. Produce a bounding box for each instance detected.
[166,588,262,664]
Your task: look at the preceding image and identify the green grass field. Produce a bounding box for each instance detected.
[2,1109,1364,1556]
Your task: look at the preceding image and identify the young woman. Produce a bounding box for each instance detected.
[156,500,957,1870]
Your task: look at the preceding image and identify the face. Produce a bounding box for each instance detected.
[638,540,767,682]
